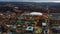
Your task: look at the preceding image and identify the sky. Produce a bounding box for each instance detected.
[0,0,60,2]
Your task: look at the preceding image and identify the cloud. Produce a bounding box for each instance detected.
[0,0,60,2]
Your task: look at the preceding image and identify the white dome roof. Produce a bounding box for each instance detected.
[30,12,43,15]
